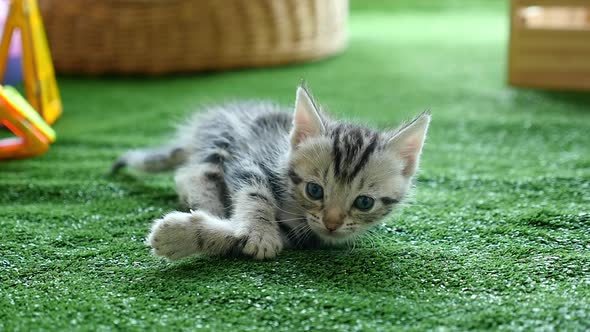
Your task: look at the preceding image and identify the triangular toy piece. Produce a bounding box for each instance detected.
[0,85,55,159]
[0,0,62,125]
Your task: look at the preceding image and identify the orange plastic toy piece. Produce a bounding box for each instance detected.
[0,85,55,159]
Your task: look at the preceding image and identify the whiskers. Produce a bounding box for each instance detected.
[267,197,308,217]
[285,221,314,248]
[344,227,385,252]
[277,217,306,223]
[223,192,307,220]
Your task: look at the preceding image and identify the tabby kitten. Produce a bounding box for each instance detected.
[112,84,430,260]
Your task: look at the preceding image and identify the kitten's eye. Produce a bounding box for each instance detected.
[353,195,375,211]
[305,182,324,200]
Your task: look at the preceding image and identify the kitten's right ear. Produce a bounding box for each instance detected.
[387,112,431,178]
[290,85,325,149]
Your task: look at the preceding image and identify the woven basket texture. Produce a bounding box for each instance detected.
[38,0,348,75]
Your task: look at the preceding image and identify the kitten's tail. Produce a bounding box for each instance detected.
[110,145,188,175]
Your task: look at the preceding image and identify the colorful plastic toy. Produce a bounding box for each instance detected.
[0,0,61,159]
[0,0,61,124]
[0,85,55,159]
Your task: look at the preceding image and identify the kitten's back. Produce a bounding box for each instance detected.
[111,101,293,174]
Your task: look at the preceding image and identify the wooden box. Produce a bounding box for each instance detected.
[508,0,590,91]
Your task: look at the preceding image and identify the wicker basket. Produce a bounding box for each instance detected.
[38,0,348,75]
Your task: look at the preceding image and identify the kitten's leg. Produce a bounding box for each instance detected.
[146,161,236,260]
[148,182,283,260]
[147,210,244,260]
[231,183,283,260]
[174,162,230,218]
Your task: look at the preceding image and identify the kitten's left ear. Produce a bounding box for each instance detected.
[387,112,431,178]
[290,85,325,149]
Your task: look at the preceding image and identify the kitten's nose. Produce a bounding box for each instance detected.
[323,208,345,232]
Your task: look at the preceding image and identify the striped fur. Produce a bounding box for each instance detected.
[113,84,430,260]
[330,124,380,183]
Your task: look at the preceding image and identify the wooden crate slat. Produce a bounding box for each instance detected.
[512,54,590,71]
[510,71,590,90]
[513,0,590,7]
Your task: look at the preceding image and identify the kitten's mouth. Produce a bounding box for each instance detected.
[307,218,350,241]
[320,229,348,239]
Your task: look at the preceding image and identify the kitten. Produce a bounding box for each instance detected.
[112,84,430,260]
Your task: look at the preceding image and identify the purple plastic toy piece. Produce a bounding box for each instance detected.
[0,0,23,85]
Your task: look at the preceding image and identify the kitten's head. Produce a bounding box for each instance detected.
[287,85,430,244]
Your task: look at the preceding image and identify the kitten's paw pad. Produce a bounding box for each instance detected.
[147,211,206,260]
[242,232,283,260]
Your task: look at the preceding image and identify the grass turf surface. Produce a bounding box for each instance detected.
[2,1,590,330]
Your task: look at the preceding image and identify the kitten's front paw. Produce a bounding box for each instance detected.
[242,229,283,260]
[147,211,204,260]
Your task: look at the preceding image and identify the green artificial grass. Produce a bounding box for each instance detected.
[2,1,590,330]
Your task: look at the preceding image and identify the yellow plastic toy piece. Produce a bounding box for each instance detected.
[0,0,62,125]
[0,85,54,159]
[3,85,54,141]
